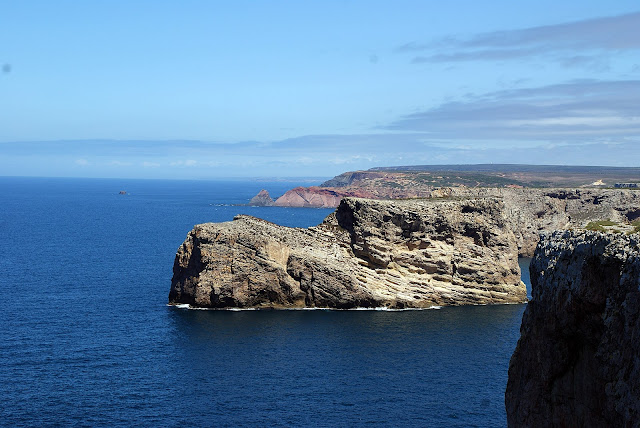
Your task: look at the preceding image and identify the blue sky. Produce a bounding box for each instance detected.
[1,1,639,178]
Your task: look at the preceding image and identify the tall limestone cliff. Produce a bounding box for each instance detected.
[506,231,640,427]
[169,197,527,309]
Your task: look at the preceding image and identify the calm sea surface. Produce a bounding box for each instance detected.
[0,177,530,427]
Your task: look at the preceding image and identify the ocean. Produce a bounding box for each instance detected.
[0,177,529,427]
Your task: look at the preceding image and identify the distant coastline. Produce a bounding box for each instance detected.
[249,163,640,208]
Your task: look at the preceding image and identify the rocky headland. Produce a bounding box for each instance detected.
[251,184,432,208]
[249,166,640,258]
[169,197,527,309]
[273,186,345,208]
[252,185,640,257]
[250,165,640,210]
[506,231,640,427]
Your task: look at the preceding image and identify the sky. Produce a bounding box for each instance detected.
[1,1,639,178]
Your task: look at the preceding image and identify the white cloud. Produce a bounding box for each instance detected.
[398,12,640,68]
[385,80,640,142]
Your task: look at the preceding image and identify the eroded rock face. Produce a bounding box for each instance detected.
[169,197,526,309]
[506,231,640,427]
[252,186,640,256]
[450,187,640,256]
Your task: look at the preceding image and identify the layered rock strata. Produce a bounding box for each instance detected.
[449,187,640,257]
[255,186,640,256]
[506,231,640,427]
[169,197,527,309]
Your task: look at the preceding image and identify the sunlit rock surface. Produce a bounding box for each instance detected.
[169,197,526,309]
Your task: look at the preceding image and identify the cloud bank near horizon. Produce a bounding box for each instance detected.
[2,7,639,179]
[2,135,638,179]
[2,73,640,179]
[385,79,640,141]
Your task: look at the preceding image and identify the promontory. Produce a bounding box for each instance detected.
[169,197,527,309]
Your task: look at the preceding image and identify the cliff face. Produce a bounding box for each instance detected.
[252,186,640,256]
[270,185,433,208]
[169,197,526,309]
[506,231,640,427]
[272,186,345,208]
[450,187,640,256]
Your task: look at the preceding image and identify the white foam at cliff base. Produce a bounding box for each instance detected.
[168,304,444,311]
[171,304,190,309]
[167,304,259,311]
[349,306,440,311]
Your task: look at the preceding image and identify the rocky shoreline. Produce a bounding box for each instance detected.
[169,197,526,309]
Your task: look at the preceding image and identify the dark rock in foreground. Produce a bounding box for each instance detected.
[169,197,526,309]
[506,231,640,427]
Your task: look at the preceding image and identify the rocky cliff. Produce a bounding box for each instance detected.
[272,186,345,208]
[169,197,526,309]
[449,187,640,256]
[506,231,640,427]
[251,186,640,256]
[268,185,433,207]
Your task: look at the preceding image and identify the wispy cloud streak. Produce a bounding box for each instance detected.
[398,12,640,65]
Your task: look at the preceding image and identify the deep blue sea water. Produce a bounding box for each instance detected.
[0,177,529,427]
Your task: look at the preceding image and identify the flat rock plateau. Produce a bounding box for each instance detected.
[169,197,527,309]
[506,231,640,427]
